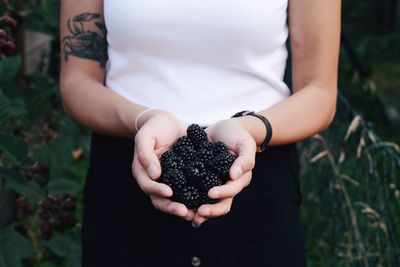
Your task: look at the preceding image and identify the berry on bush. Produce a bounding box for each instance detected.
[16,196,34,219]
[158,124,238,209]
[38,193,78,240]
[2,15,17,28]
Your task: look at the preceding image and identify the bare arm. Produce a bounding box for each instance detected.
[60,1,197,220]
[60,0,147,137]
[236,0,341,146]
[192,0,341,224]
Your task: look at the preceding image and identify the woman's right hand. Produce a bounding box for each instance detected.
[132,110,195,221]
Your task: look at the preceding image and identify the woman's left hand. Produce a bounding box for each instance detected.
[192,118,258,225]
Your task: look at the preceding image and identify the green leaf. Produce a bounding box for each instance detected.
[34,262,58,267]
[0,56,21,83]
[33,133,86,178]
[25,0,60,38]
[0,91,11,124]
[43,229,81,263]
[0,229,33,267]
[0,245,20,267]
[47,177,80,196]
[0,132,28,164]
[12,181,45,204]
[8,96,27,116]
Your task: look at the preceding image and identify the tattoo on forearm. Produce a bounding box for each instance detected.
[62,13,108,68]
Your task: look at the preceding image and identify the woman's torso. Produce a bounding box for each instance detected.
[104,0,290,126]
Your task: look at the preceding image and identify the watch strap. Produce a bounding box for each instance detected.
[232,110,272,152]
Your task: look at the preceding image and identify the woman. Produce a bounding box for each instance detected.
[60,0,340,266]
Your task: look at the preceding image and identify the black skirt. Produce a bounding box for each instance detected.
[82,132,307,267]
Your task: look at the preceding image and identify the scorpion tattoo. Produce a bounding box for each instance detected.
[62,13,108,68]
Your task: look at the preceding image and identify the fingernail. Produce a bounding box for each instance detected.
[192,222,202,227]
[147,163,158,179]
[232,166,243,179]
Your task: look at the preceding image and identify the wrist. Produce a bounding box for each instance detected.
[135,108,168,132]
[231,110,273,152]
[232,116,266,147]
[116,102,147,136]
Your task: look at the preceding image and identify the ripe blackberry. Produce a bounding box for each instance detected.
[160,151,184,171]
[196,146,214,163]
[187,124,208,148]
[201,173,222,192]
[160,150,174,162]
[40,221,53,240]
[159,168,186,191]
[226,153,238,167]
[213,141,229,154]
[173,136,195,162]
[60,199,76,212]
[38,194,78,240]
[183,161,206,183]
[174,185,202,209]
[208,153,231,176]
[199,191,218,205]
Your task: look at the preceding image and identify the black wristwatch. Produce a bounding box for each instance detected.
[231,110,273,153]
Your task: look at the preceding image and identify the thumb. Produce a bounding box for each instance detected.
[134,134,161,180]
[229,140,256,180]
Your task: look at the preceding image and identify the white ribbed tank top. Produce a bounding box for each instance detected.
[104,0,290,127]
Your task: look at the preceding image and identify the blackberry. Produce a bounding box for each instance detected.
[174,185,202,209]
[187,124,208,148]
[160,151,184,171]
[199,191,218,205]
[183,160,206,182]
[173,136,195,162]
[213,141,229,154]
[38,194,78,240]
[60,199,77,212]
[196,146,214,163]
[201,173,222,192]
[159,168,186,191]
[226,153,238,168]
[209,153,232,176]
[160,150,174,162]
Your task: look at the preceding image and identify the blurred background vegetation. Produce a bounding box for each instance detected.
[0,0,399,266]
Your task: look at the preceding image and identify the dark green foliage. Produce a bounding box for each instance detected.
[299,93,400,267]
[0,1,87,266]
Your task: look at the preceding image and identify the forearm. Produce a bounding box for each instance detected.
[235,85,337,146]
[238,0,341,147]
[60,77,147,138]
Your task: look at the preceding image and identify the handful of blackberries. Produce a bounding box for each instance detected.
[158,124,237,209]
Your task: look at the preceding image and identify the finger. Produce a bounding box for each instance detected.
[196,198,233,219]
[132,150,172,197]
[134,133,161,179]
[151,195,195,221]
[230,140,256,180]
[192,213,208,225]
[208,171,252,199]
[184,209,196,221]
